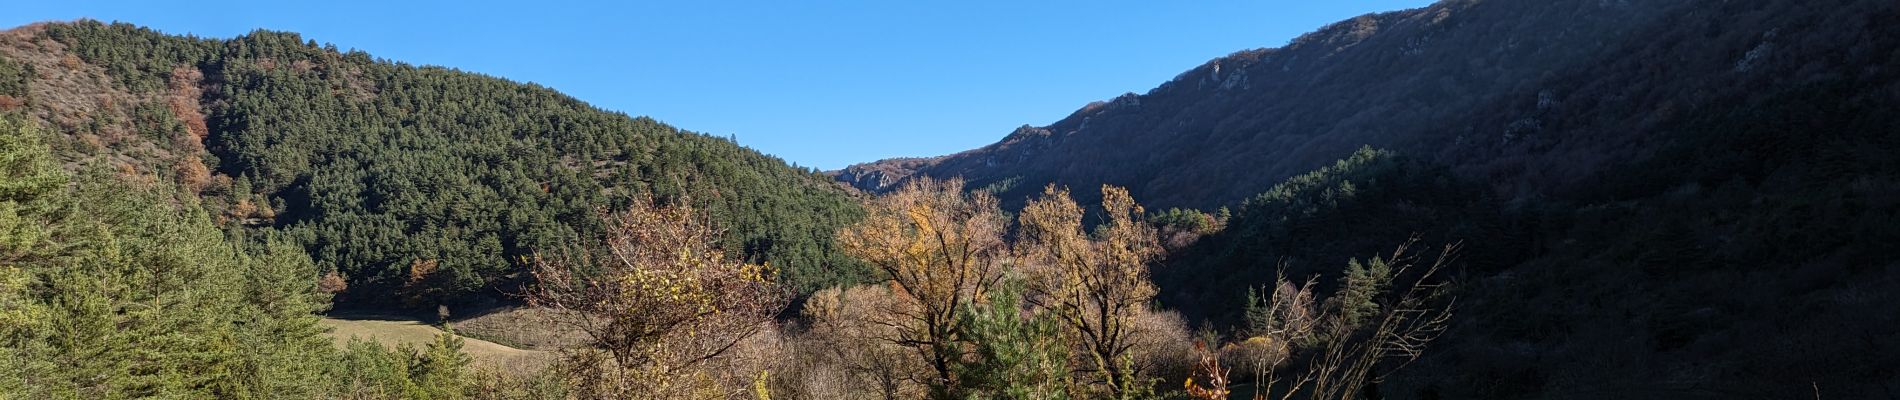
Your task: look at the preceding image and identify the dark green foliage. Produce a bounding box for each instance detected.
[333,338,426,398]
[975,176,1022,196]
[1,115,542,396]
[0,113,335,398]
[412,331,475,400]
[1333,257,1391,328]
[40,22,219,94]
[1391,10,1900,396]
[35,21,868,307]
[233,236,339,397]
[0,114,65,396]
[0,114,64,261]
[1150,208,1217,234]
[328,331,567,400]
[22,158,248,398]
[1156,147,1514,326]
[0,55,27,97]
[954,279,1072,400]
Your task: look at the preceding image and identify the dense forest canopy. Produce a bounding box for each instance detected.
[1,114,346,397]
[4,21,870,309]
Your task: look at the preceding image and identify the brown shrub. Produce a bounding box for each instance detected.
[1127,309,1197,388]
[780,285,930,400]
[1220,336,1291,392]
[317,269,348,294]
[174,156,208,193]
[166,66,207,140]
[230,198,257,220]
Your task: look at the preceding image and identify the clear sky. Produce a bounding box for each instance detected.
[5,0,1434,170]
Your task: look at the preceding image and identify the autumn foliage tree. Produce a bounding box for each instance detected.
[530,198,787,399]
[835,177,1009,399]
[1017,185,1165,398]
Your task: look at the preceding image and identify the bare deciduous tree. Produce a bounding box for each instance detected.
[1224,239,1457,400]
[794,285,932,400]
[1184,341,1232,400]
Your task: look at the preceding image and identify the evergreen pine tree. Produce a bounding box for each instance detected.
[954,280,1072,400]
[413,330,474,400]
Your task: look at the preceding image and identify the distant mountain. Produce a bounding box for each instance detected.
[0,21,869,308]
[845,0,1900,398]
[843,0,1885,210]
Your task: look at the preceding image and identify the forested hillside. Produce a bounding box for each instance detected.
[844,0,1900,398]
[0,21,867,308]
[2,114,537,398]
[841,0,1895,211]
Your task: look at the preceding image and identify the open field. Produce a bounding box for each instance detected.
[450,307,590,351]
[319,317,558,375]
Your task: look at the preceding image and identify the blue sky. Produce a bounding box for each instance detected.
[6,1,1434,170]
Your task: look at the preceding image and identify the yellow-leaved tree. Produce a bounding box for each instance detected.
[531,197,787,399]
[1017,185,1165,399]
[835,177,1009,399]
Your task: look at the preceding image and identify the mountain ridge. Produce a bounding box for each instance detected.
[840,0,1709,209]
[843,0,1900,397]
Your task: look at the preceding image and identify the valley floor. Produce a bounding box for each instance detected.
[319,317,556,375]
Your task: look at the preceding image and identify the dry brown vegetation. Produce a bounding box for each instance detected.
[0,24,220,201]
[779,285,933,399]
[449,307,589,351]
[1205,241,1456,400]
